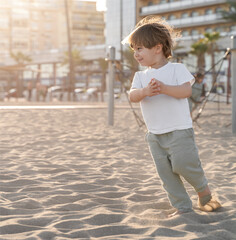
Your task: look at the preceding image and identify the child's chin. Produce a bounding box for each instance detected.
[139,63,147,66]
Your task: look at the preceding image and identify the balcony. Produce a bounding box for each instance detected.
[140,0,228,15]
[168,13,226,28]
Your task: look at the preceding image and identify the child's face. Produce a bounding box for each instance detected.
[133,45,160,67]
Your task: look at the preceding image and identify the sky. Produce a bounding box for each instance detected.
[96,0,106,11]
[81,0,106,11]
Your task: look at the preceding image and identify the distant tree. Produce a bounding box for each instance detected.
[97,58,108,102]
[221,0,236,22]
[204,32,221,84]
[122,47,139,80]
[123,47,139,70]
[10,51,32,97]
[62,48,86,98]
[190,39,208,73]
[10,51,32,65]
[172,44,186,63]
[62,48,83,67]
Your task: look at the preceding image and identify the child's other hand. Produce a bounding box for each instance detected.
[144,78,163,97]
[153,79,166,94]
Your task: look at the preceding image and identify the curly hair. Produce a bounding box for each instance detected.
[122,16,180,59]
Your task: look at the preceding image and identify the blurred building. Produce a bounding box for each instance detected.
[69,0,105,47]
[106,0,136,60]
[106,0,234,61]
[137,0,235,55]
[0,0,105,61]
[0,0,63,57]
[0,0,106,90]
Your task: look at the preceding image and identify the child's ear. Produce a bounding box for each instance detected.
[156,44,163,53]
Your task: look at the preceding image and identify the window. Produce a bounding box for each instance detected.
[191,29,199,36]
[205,28,212,33]
[32,11,39,20]
[12,41,28,49]
[181,12,188,18]
[205,9,213,15]
[12,19,28,28]
[43,12,52,20]
[182,30,189,37]
[45,40,52,50]
[12,29,28,36]
[191,11,199,17]
[230,25,236,32]
[31,22,38,31]
[215,7,222,14]
[168,14,176,20]
[44,22,52,31]
[0,18,9,28]
[0,40,8,49]
[31,38,39,50]
[73,14,80,21]
[214,27,224,33]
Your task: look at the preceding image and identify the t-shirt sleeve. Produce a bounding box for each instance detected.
[131,72,142,89]
[176,64,195,85]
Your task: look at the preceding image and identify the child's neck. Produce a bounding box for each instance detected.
[149,58,168,69]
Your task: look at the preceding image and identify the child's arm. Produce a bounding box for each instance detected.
[154,79,192,99]
[129,78,192,102]
[129,79,160,102]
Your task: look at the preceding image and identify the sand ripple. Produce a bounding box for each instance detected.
[0,103,235,239]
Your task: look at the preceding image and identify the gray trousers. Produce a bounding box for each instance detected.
[146,128,208,212]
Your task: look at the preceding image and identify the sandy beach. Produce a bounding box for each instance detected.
[0,101,235,240]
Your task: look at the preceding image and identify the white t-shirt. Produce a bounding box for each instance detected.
[131,62,194,134]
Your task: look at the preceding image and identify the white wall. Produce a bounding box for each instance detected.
[106,0,136,60]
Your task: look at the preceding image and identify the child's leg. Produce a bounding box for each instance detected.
[169,129,221,211]
[169,129,208,192]
[146,132,192,212]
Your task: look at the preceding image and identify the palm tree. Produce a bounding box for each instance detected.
[221,0,236,22]
[97,58,108,102]
[10,51,32,97]
[10,51,32,65]
[172,44,185,63]
[190,39,208,73]
[122,47,139,82]
[62,48,83,67]
[62,48,84,99]
[204,32,220,84]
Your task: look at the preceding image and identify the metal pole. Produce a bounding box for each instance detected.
[120,0,123,63]
[108,46,115,126]
[231,36,236,135]
[227,52,231,105]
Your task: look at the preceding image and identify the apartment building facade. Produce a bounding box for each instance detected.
[0,0,62,58]
[137,0,234,54]
[0,0,105,89]
[106,0,234,68]
[106,0,136,60]
[69,0,105,47]
[0,0,105,62]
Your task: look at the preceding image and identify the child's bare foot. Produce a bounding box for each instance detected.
[168,211,183,218]
[198,198,221,212]
[168,209,192,218]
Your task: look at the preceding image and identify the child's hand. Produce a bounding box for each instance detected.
[153,78,166,94]
[144,78,163,97]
